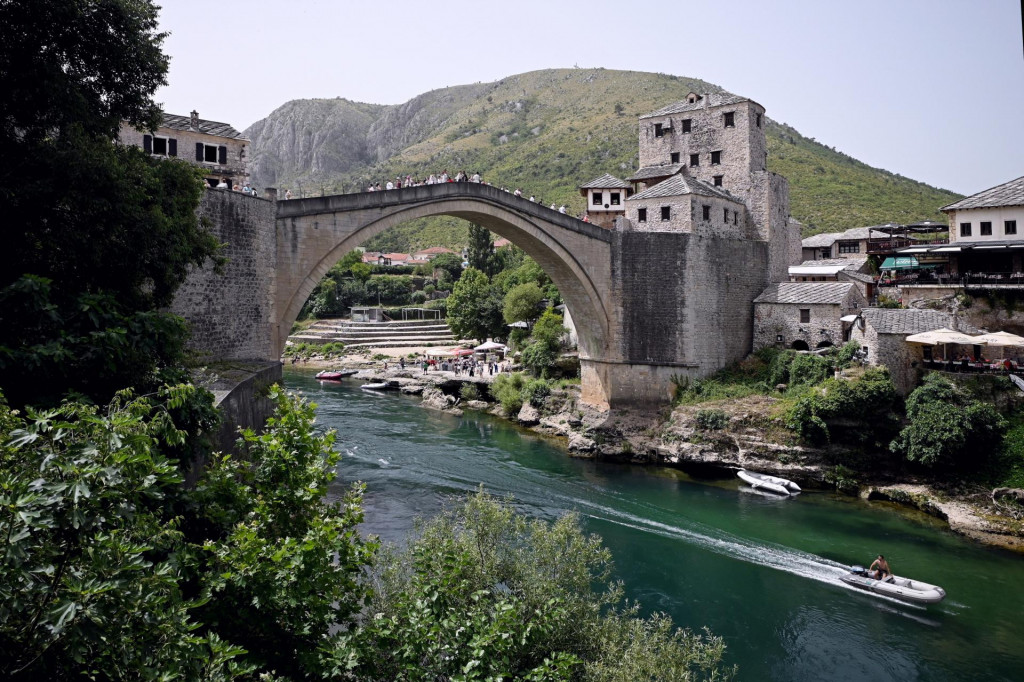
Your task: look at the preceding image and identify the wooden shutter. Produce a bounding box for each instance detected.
[195,142,204,161]
[168,138,177,157]
[143,135,152,153]
[218,145,227,165]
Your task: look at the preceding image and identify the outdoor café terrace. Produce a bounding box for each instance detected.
[907,329,1024,375]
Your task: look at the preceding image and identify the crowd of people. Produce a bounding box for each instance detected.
[396,354,505,377]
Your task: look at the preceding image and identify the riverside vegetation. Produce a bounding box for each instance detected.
[0,1,733,679]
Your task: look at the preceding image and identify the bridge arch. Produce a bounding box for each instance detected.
[273,185,617,392]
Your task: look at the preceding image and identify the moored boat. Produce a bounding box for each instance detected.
[737,469,801,496]
[316,370,344,380]
[360,382,389,390]
[840,566,946,605]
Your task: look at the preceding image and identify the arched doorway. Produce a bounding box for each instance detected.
[791,340,810,351]
[816,340,834,349]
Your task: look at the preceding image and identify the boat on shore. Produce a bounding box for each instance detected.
[316,369,356,380]
[840,566,946,604]
[737,469,801,496]
[360,382,390,390]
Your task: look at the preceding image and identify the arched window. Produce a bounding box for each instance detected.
[791,340,810,351]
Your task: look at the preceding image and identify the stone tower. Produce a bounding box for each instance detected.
[632,92,796,281]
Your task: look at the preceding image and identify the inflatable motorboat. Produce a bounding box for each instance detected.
[360,382,389,390]
[840,566,946,605]
[737,469,801,496]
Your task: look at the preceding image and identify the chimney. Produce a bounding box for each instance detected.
[190,110,199,129]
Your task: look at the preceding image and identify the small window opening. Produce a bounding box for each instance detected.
[610,193,620,206]
[689,153,699,167]
[723,207,729,222]
[670,152,680,164]
[724,112,735,128]
[710,150,722,165]
[654,123,664,137]
[592,192,602,205]
[152,137,168,155]
[960,222,972,237]
[1006,220,1018,235]
[661,206,671,221]
[204,144,219,163]
[702,205,711,221]
[800,309,811,323]
[713,175,723,187]
[980,221,992,236]
[756,112,762,128]
[637,207,647,223]
[682,118,692,133]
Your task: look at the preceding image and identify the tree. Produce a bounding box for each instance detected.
[430,252,465,289]
[446,268,504,344]
[347,491,733,682]
[0,0,221,407]
[467,223,496,277]
[521,309,568,377]
[503,282,545,325]
[890,373,1006,470]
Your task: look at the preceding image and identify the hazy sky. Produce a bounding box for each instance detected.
[155,0,1023,195]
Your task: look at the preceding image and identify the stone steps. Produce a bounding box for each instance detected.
[288,317,459,349]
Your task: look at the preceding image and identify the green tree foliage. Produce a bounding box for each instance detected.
[348,491,733,682]
[890,373,1006,470]
[446,268,504,343]
[430,252,466,289]
[467,223,496,277]
[0,0,221,408]
[503,282,545,324]
[520,309,568,377]
[490,372,527,416]
[0,386,375,680]
[786,368,900,446]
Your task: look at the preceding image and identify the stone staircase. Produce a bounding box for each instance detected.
[288,318,459,350]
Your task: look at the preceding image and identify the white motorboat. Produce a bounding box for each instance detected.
[840,566,946,605]
[737,469,801,496]
[360,382,389,390]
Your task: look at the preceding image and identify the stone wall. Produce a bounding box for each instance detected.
[625,194,747,238]
[849,325,926,395]
[170,190,277,362]
[754,302,849,350]
[611,229,769,397]
[749,171,796,282]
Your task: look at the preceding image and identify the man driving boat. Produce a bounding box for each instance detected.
[869,554,891,581]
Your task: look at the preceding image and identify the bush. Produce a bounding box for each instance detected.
[787,368,900,446]
[410,290,427,304]
[891,373,1006,470]
[824,464,861,494]
[835,340,861,368]
[788,353,833,386]
[524,378,551,407]
[491,372,527,416]
[695,409,729,431]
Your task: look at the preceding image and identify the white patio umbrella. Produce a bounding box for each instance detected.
[971,331,1024,347]
[474,341,507,352]
[904,328,979,345]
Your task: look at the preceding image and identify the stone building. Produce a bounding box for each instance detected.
[628,91,798,282]
[625,175,747,238]
[789,258,876,301]
[800,225,891,261]
[940,175,1024,275]
[848,308,976,394]
[753,281,867,350]
[119,110,250,188]
[578,173,631,228]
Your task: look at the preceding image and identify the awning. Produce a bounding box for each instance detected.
[474,341,507,352]
[932,246,961,252]
[905,328,979,345]
[900,247,932,253]
[880,255,922,270]
[789,265,847,276]
[972,331,1024,347]
[840,314,859,323]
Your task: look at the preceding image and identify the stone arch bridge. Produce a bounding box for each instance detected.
[175,183,771,409]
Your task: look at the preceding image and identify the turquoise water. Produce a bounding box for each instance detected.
[286,368,1024,681]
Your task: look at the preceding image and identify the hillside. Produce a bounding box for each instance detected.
[245,68,961,250]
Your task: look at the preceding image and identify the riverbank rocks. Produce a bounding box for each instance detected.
[568,432,596,453]
[517,402,540,425]
[464,400,490,411]
[400,384,425,395]
[994,487,1024,504]
[421,387,459,413]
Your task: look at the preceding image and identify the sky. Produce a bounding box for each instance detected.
[154,0,1023,195]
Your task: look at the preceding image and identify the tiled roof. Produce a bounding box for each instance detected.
[640,93,751,119]
[754,282,855,305]
[626,164,685,182]
[860,308,974,335]
[161,113,248,140]
[580,173,630,189]
[415,247,456,255]
[627,175,738,202]
[799,258,868,270]
[838,270,876,284]
[941,176,1024,211]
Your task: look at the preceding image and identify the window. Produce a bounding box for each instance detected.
[682,118,692,133]
[670,152,680,164]
[980,221,992,236]
[839,242,860,254]
[592,192,602,205]
[689,153,699,167]
[637,208,647,223]
[733,210,738,225]
[710,150,722,165]
[1006,220,1018,235]
[610,192,620,206]
[143,135,176,157]
[197,143,225,164]
[723,207,729,222]
[800,309,811,323]
[204,145,219,163]
[713,175,723,187]
[756,113,762,128]
[661,206,671,221]
[702,205,711,221]
[654,123,664,137]
[152,137,168,155]
[960,222,972,237]
[724,112,735,128]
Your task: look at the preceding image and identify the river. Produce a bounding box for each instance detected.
[285,367,1024,681]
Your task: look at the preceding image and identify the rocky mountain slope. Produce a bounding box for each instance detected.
[245,68,962,251]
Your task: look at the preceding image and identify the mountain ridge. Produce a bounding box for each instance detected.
[245,68,961,251]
